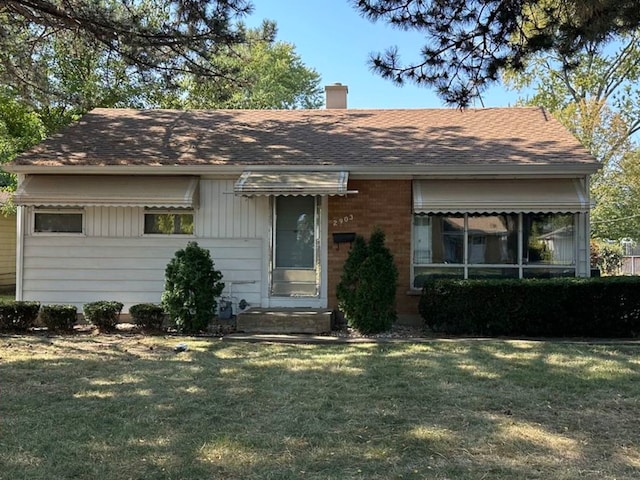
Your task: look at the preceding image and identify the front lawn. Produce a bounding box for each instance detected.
[1,335,639,479]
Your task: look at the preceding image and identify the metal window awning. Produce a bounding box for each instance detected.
[413,179,589,214]
[14,175,199,208]
[234,171,349,196]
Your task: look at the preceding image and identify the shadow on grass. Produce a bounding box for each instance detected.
[1,335,639,480]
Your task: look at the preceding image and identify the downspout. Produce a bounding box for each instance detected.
[15,175,25,300]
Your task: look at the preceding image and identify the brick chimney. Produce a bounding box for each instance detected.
[325,83,348,109]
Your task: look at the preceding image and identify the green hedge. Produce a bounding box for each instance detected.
[0,301,41,332]
[129,303,165,331]
[41,304,77,332]
[419,277,640,337]
[83,301,123,332]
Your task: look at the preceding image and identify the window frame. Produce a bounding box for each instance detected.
[32,208,85,235]
[143,209,195,236]
[412,212,578,287]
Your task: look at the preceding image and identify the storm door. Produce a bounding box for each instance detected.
[271,196,319,296]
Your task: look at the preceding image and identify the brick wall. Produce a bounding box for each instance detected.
[327,179,419,316]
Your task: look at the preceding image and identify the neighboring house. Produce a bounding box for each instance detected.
[4,85,600,323]
[0,191,16,289]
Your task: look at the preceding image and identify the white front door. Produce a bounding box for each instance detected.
[271,196,319,298]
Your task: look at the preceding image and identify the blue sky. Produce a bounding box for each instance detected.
[245,0,522,109]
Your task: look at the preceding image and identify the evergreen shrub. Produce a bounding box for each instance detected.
[0,301,40,332]
[129,303,165,331]
[83,301,123,332]
[161,241,224,334]
[336,227,398,334]
[420,277,640,337]
[41,304,77,332]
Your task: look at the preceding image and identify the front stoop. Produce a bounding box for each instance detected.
[236,308,333,334]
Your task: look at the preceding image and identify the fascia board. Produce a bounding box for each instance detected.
[4,162,601,177]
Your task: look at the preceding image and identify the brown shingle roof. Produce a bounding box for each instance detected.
[10,107,597,169]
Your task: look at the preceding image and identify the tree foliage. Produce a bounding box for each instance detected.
[352,0,640,106]
[0,91,47,190]
[180,21,322,109]
[504,30,640,241]
[2,2,322,112]
[2,0,252,104]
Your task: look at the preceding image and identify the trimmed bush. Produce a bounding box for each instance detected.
[0,301,40,332]
[161,241,224,334]
[335,234,368,324]
[83,301,123,332]
[41,304,77,332]
[420,277,640,337]
[129,303,165,331]
[336,227,398,334]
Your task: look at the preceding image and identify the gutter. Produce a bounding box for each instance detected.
[4,163,602,178]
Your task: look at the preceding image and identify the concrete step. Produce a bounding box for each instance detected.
[236,308,333,334]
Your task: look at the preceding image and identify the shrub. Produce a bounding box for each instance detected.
[420,277,640,337]
[591,240,623,276]
[83,301,123,332]
[335,234,367,324]
[336,227,398,334]
[161,241,224,334]
[129,303,165,331]
[0,301,40,332]
[41,304,77,332]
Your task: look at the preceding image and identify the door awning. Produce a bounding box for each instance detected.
[234,171,349,196]
[14,175,199,208]
[413,179,589,214]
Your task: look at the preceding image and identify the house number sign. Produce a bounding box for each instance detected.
[332,214,354,227]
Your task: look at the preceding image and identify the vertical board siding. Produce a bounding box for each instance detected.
[0,214,16,287]
[85,207,143,237]
[198,179,267,238]
[21,236,263,311]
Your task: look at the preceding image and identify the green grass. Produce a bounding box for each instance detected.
[0,292,14,302]
[1,335,639,479]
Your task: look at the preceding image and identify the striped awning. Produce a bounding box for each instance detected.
[234,171,349,196]
[413,179,589,214]
[14,175,199,208]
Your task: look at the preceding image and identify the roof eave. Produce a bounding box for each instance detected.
[4,162,601,178]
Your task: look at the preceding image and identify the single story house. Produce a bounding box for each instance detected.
[4,85,600,324]
[0,191,17,290]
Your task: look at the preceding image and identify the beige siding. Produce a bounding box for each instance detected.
[20,178,270,309]
[85,206,143,237]
[22,236,262,311]
[0,213,16,287]
[198,179,267,238]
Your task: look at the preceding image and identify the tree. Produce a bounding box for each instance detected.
[2,0,252,103]
[352,0,640,106]
[0,91,47,190]
[591,151,640,240]
[161,241,225,334]
[336,228,398,334]
[336,234,368,325]
[504,31,640,240]
[178,21,323,109]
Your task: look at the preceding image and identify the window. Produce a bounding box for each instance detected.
[34,210,83,233]
[413,213,576,287]
[144,210,194,235]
